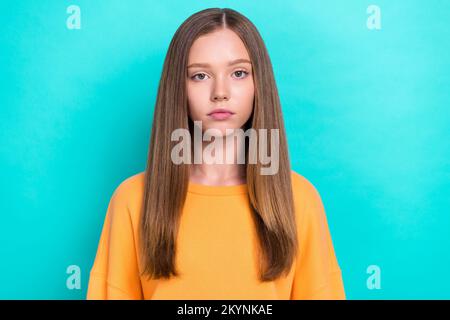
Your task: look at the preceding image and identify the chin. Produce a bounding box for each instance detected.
[204,123,242,137]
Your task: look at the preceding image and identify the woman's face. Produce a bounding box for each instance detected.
[186,28,255,136]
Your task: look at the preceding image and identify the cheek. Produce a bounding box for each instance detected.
[232,80,255,115]
[187,83,209,119]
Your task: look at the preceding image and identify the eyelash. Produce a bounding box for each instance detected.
[190,70,249,81]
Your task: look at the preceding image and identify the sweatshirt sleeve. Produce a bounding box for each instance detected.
[290,174,346,300]
[86,181,143,300]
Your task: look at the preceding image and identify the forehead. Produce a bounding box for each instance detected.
[188,28,251,64]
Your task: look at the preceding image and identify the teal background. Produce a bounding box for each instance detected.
[0,0,449,299]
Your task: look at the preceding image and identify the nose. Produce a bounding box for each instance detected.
[214,95,228,101]
[211,75,229,102]
[213,95,228,101]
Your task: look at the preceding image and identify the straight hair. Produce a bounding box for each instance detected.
[140,7,298,282]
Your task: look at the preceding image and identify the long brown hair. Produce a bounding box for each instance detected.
[140,7,298,282]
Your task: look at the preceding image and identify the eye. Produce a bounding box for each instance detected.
[191,73,209,81]
[233,70,249,79]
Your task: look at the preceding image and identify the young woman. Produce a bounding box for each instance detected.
[86,7,346,300]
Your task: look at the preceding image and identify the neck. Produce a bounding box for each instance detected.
[189,131,247,186]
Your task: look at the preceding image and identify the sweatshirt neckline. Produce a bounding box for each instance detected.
[187,181,248,196]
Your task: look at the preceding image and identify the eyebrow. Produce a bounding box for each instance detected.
[187,58,252,69]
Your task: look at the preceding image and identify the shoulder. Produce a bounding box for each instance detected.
[112,171,145,200]
[109,171,146,221]
[290,170,323,208]
[289,170,327,230]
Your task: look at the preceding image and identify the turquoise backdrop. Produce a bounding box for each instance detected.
[0,0,449,299]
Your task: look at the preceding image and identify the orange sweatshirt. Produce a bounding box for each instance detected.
[86,170,345,300]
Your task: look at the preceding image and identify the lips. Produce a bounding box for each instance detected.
[207,108,235,120]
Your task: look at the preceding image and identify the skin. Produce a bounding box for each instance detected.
[186,28,255,186]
